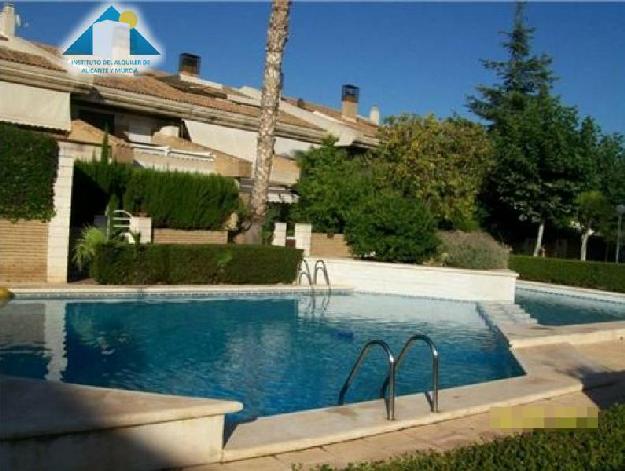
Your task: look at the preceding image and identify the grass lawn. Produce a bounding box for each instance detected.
[319,403,625,471]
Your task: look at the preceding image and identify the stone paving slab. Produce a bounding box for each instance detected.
[0,376,242,440]
[221,341,613,462]
[189,340,624,470]
[196,379,624,470]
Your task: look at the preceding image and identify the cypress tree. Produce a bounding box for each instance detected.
[468,1,555,125]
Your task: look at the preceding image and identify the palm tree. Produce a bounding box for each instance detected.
[243,0,292,244]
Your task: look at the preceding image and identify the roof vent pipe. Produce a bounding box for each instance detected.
[369,105,380,125]
[0,3,18,38]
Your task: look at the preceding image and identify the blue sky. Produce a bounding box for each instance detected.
[14,2,625,133]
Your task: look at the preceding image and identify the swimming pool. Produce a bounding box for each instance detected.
[516,289,625,325]
[0,293,523,424]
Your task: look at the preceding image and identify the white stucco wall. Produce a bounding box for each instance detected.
[47,154,74,283]
[313,258,518,302]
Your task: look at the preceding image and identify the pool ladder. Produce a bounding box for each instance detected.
[298,260,332,316]
[297,259,331,292]
[338,334,439,421]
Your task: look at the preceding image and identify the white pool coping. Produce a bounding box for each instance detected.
[517,280,625,303]
[221,282,625,461]
[2,281,624,465]
[7,284,347,299]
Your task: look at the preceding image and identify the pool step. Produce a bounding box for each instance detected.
[479,303,538,326]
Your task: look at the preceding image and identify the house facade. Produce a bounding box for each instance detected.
[0,4,380,202]
[0,3,380,282]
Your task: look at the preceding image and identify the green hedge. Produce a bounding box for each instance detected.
[326,403,625,471]
[510,255,625,293]
[91,243,303,285]
[0,124,59,221]
[72,161,240,230]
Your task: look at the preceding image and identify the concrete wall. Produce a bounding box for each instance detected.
[59,140,133,164]
[294,223,312,256]
[152,229,228,245]
[270,156,299,186]
[310,233,352,259]
[316,258,518,302]
[0,220,48,283]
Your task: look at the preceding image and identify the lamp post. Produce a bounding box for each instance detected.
[616,204,625,264]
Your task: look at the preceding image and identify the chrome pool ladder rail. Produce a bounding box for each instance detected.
[297,260,315,298]
[338,340,396,420]
[313,259,331,290]
[382,333,439,413]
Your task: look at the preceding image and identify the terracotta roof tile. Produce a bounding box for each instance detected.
[93,75,318,129]
[285,97,379,138]
[1,41,320,132]
[0,46,65,72]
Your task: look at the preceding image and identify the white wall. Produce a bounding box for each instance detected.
[314,258,518,302]
[47,154,74,283]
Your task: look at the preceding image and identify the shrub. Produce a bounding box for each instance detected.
[345,191,439,263]
[293,138,371,234]
[71,161,240,230]
[509,255,625,293]
[327,403,625,471]
[439,231,509,270]
[0,124,59,221]
[72,226,107,272]
[91,243,303,285]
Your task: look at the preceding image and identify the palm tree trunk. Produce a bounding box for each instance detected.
[243,0,292,244]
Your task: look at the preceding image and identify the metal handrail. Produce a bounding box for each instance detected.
[382,334,439,413]
[300,259,312,279]
[298,270,314,288]
[298,270,315,303]
[339,340,396,420]
[313,260,331,290]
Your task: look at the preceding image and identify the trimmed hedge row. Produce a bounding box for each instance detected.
[327,403,625,471]
[72,161,240,230]
[0,124,59,221]
[510,255,625,293]
[91,243,303,285]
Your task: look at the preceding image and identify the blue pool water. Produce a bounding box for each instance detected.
[516,289,625,326]
[0,293,523,423]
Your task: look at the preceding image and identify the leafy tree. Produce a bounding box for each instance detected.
[469,2,592,255]
[344,190,439,263]
[293,138,371,233]
[375,114,494,229]
[574,191,612,261]
[576,123,625,253]
[487,96,587,255]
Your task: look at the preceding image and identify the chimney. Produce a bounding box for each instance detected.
[341,84,359,121]
[369,105,380,125]
[0,3,17,38]
[178,53,201,76]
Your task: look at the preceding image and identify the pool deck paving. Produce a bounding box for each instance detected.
[185,339,625,471]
